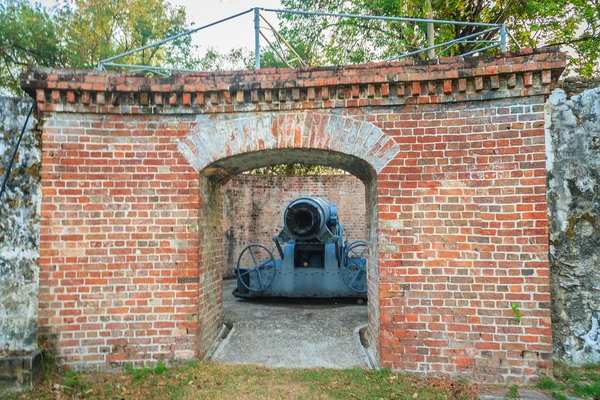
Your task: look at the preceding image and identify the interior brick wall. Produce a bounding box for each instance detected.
[221,174,366,276]
[22,48,565,382]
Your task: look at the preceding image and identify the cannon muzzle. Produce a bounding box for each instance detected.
[280,197,339,242]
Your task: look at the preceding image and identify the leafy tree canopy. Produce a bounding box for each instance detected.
[0,0,197,94]
[247,164,345,175]
[276,0,599,76]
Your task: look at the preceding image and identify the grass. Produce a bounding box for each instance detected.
[505,384,520,399]
[4,359,600,400]
[0,360,479,400]
[535,376,562,390]
[539,362,600,399]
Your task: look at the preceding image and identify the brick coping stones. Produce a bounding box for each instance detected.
[21,48,565,115]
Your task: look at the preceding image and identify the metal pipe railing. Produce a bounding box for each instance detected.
[97,8,254,70]
[385,27,499,61]
[260,8,502,28]
[97,7,509,73]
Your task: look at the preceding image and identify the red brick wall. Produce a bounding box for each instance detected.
[36,114,202,366]
[221,174,366,276]
[23,48,565,382]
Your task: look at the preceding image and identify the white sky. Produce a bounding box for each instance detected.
[166,0,283,52]
[38,0,284,53]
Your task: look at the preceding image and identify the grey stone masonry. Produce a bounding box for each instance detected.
[546,85,600,364]
[0,97,40,353]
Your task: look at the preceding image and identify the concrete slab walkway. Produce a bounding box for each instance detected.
[212,279,369,369]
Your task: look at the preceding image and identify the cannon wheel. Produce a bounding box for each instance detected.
[235,244,277,292]
[342,240,368,293]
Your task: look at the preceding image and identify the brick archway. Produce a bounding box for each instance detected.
[179,112,400,178]
[180,112,395,358]
[23,48,565,382]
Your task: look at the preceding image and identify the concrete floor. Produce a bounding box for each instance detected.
[212,279,369,369]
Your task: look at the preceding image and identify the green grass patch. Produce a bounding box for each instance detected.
[0,361,480,400]
[506,384,519,399]
[573,381,600,398]
[552,391,567,400]
[536,376,561,390]
[538,362,600,399]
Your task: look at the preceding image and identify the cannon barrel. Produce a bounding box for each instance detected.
[280,197,339,242]
[235,196,367,298]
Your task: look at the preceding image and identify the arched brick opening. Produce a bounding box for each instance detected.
[184,111,400,359]
[196,151,377,357]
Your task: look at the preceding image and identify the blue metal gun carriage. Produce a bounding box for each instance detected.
[233,197,367,298]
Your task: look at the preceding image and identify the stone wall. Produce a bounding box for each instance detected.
[0,97,40,353]
[221,174,366,276]
[546,85,600,364]
[557,77,600,98]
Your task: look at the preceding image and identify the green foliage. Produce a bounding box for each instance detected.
[196,47,255,71]
[511,303,523,324]
[537,376,561,390]
[63,369,89,396]
[0,0,66,94]
[279,0,599,76]
[0,0,197,95]
[562,369,582,382]
[65,0,196,69]
[574,381,600,398]
[3,360,478,400]
[247,164,346,176]
[506,384,520,399]
[545,362,600,400]
[2,0,597,97]
[125,362,169,380]
[552,392,567,400]
[154,363,167,374]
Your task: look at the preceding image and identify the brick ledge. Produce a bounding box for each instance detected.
[21,48,566,115]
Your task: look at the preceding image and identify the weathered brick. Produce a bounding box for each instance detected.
[139,92,149,106]
[443,80,452,94]
[196,92,205,106]
[412,82,421,96]
[381,83,389,97]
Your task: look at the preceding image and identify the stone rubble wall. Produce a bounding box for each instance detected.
[546,84,600,365]
[557,77,600,98]
[0,97,40,353]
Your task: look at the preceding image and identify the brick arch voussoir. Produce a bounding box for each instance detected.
[178,112,400,174]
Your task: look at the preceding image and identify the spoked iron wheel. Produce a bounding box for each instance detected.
[235,244,277,292]
[342,240,368,293]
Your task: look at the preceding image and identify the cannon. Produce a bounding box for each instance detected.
[233,197,367,298]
